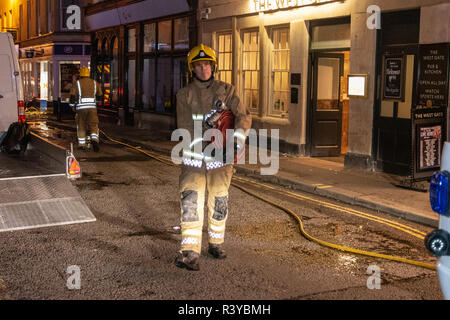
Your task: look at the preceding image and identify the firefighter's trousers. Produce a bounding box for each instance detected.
[179,163,233,254]
[75,108,99,146]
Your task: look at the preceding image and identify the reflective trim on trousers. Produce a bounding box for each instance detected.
[181,237,200,245]
[208,231,225,239]
[76,105,96,110]
[206,161,224,170]
[182,158,203,168]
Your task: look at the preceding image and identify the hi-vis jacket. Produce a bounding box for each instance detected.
[70,77,103,110]
[176,78,252,169]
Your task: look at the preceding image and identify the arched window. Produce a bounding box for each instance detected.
[111,37,119,107]
[101,38,108,57]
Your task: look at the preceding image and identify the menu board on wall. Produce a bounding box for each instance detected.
[418,43,449,108]
[418,125,442,171]
[412,44,449,179]
[382,55,405,101]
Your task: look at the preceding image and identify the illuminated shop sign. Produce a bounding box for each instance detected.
[252,0,340,12]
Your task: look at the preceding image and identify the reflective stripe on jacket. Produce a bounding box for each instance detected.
[70,77,102,111]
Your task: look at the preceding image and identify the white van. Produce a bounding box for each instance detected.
[0,32,24,143]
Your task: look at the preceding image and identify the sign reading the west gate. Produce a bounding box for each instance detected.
[412,43,449,179]
[417,43,449,108]
[252,0,338,12]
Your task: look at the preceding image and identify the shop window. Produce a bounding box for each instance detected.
[271,27,290,116]
[59,61,80,103]
[40,61,49,102]
[144,23,156,53]
[128,59,136,109]
[102,38,108,56]
[143,58,155,110]
[217,32,232,84]
[48,61,53,101]
[111,37,119,107]
[158,20,172,51]
[156,57,171,112]
[141,16,190,114]
[174,17,189,50]
[128,28,136,52]
[173,56,188,96]
[242,30,259,113]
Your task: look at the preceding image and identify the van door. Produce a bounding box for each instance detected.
[0,53,17,132]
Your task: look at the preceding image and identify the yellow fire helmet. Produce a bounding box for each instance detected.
[187,44,217,74]
[79,66,90,77]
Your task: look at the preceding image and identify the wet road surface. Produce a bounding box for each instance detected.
[0,123,443,300]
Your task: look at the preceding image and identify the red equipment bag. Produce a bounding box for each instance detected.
[214,110,237,163]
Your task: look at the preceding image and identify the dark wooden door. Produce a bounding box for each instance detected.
[311,53,344,156]
[374,51,417,175]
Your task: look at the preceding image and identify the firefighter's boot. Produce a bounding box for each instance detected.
[92,141,100,152]
[174,250,200,271]
[208,243,227,259]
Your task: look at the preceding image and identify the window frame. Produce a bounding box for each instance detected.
[241,28,260,114]
[216,31,233,84]
[140,15,190,113]
[269,26,290,117]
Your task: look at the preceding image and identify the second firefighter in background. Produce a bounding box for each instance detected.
[70,66,102,152]
[174,44,252,271]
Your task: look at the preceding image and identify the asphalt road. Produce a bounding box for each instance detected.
[0,129,443,301]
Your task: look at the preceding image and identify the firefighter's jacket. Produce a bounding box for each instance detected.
[176,78,252,168]
[70,77,103,110]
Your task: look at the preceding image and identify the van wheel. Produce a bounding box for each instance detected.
[425,229,449,257]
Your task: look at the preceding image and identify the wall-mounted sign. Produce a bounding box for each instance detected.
[252,0,339,13]
[347,74,367,98]
[54,45,84,56]
[411,44,448,180]
[291,73,301,86]
[291,87,298,104]
[382,54,405,101]
[417,43,449,108]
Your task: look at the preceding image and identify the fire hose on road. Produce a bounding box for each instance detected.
[95,129,437,271]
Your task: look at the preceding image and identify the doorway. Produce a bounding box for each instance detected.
[310,50,350,157]
[373,9,420,175]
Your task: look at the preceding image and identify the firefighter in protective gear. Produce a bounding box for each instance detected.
[174,44,252,271]
[69,66,102,152]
